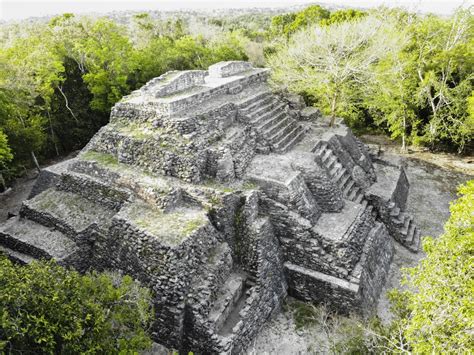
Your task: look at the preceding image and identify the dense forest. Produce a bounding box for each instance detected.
[0,5,472,188]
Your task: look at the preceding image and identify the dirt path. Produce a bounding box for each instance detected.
[0,172,37,223]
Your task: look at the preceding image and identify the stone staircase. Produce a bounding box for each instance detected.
[208,272,250,336]
[239,93,306,153]
[386,202,421,253]
[313,142,366,205]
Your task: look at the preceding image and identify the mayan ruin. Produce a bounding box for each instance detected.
[0,61,425,353]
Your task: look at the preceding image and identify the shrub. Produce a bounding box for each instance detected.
[0,258,153,353]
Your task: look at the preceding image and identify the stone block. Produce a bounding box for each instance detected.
[142,70,207,98]
[209,61,253,78]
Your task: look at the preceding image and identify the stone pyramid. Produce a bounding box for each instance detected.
[0,61,421,354]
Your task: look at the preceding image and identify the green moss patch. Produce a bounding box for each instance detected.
[81,151,119,167]
[125,202,207,246]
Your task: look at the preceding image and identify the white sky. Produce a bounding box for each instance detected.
[1,0,472,21]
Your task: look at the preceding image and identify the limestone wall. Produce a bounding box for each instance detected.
[142,70,207,98]
[208,61,253,78]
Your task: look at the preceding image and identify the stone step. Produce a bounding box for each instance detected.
[330,163,343,177]
[0,245,35,265]
[354,191,365,203]
[334,167,347,184]
[264,114,292,138]
[253,109,286,132]
[320,149,332,164]
[400,215,412,235]
[20,188,116,239]
[393,213,409,226]
[410,229,422,252]
[208,272,248,335]
[240,93,273,114]
[279,127,306,153]
[343,180,355,197]
[404,224,417,245]
[0,217,77,262]
[390,207,401,217]
[401,218,414,237]
[348,186,359,201]
[273,125,305,153]
[249,100,278,118]
[325,155,338,171]
[338,173,351,188]
[268,120,296,143]
[248,101,284,120]
[311,139,329,153]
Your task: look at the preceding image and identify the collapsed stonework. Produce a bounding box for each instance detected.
[0,61,422,354]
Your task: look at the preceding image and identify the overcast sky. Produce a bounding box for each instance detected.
[1,0,471,21]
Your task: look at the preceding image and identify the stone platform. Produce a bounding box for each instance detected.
[0,61,421,354]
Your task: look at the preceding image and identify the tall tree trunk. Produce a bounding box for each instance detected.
[0,172,6,192]
[31,151,41,173]
[401,116,407,152]
[329,92,338,127]
[47,110,60,156]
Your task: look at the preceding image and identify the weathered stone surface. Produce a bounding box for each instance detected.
[0,61,422,354]
[209,61,253,78]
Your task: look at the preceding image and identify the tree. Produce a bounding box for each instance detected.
[400,180,474,352]
[365,11,420,151]
[268,15,402,126]
[0,257,153,353]
[321,9,366,26]
[270,5,330,38]
[80,19,136,112]
[0,129,13,190]
[412,10,474,152]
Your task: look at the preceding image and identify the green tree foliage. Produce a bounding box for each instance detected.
[268,14,401,126]
[0,257,153,353]
[270,5,330,37]
[321,9,367,26]
[0,13,248,185]
[399,180,474,352]
[269,7,473,152]
[0,130,12,167]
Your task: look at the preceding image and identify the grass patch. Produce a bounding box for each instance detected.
[116,122,158,140]
[81,151,119,167]
[127,202,207,245]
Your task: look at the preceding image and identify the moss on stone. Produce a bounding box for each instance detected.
[126,202,207,245]
[81,151,119,167]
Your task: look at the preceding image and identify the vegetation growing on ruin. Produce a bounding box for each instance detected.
[81,150,119,167]
[0,5,471,188]
[0,257,153,353]
[127,202,207,243]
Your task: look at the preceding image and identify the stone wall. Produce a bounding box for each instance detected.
[292,160,344,212]
[356,223,394,314]
[209,61,253,78]
[142,70,207,98]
